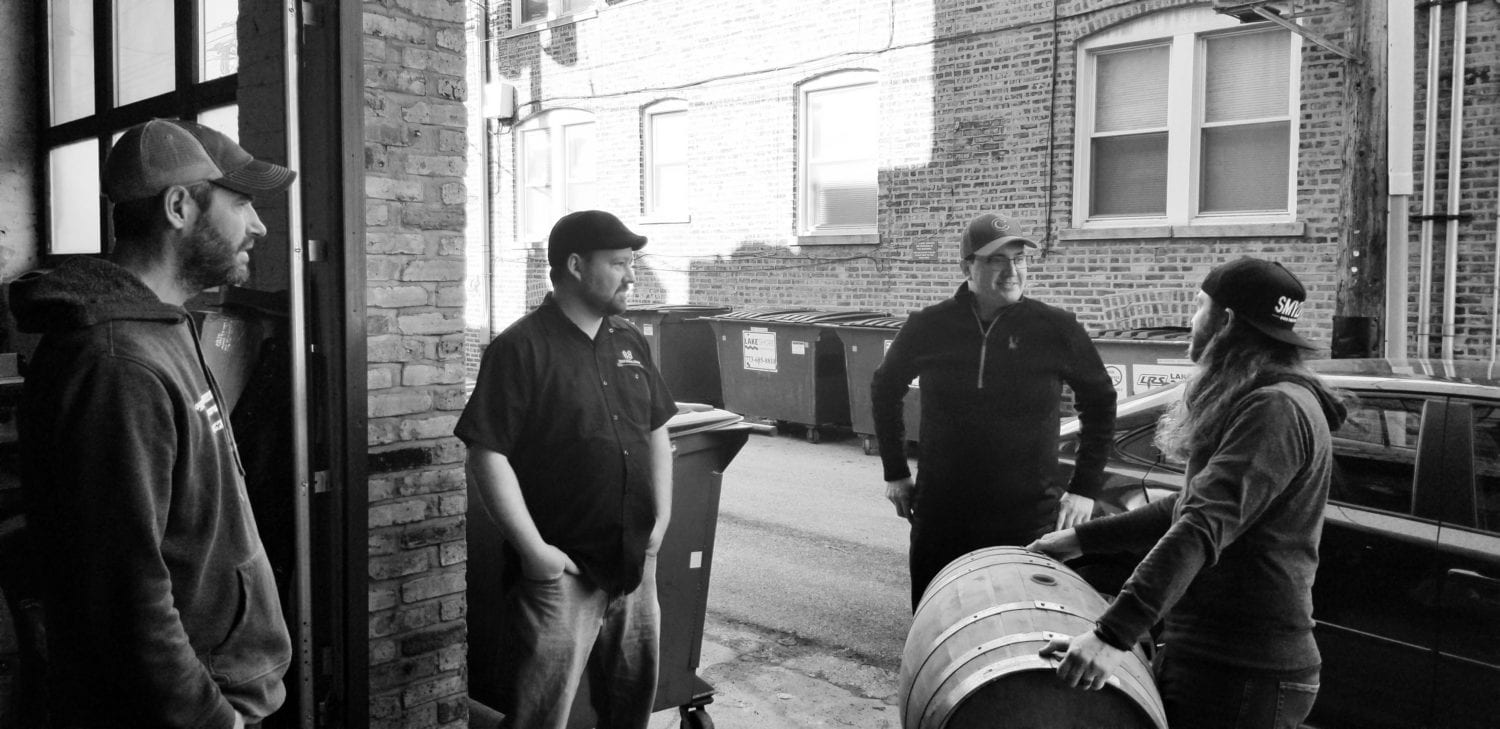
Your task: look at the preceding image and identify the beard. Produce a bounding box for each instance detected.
[178,218,250,291]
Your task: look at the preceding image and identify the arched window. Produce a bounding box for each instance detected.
[798,70,878,238]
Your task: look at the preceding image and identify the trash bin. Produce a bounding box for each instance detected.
[467,403,753,729]
[825,315,920,456]
[1091,327,1194,397]
[704,309,886,442]
[622,304,732,407]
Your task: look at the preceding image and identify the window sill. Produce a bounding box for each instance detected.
[1059,221,1306,241]
[638,214,691,225]
[796,233,879,247]
[504,9,598,38]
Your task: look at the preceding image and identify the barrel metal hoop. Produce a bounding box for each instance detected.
[925,654,1125,729]
[913,631,1073,728]
[915,556,1078,615]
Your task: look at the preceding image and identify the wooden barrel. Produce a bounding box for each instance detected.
[899,546,1167,729]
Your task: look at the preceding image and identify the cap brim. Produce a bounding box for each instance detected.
[1245,318,1318,350]
[216,159,297,199]
[994,235,1038,249]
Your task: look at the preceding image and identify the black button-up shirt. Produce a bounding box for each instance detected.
[456,295,676,594]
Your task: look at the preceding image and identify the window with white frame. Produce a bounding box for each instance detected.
[517,110,596,241]
[515,0,594,27]
[43,0,243,255]
[643,100,688,219]
[799,71,878,237]
[1074,7,1298,228]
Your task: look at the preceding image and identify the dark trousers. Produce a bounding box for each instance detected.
[1155,647,1320,729]
[908,510,1048,611]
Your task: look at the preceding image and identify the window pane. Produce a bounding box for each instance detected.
[199,0,239,81]
[1095,44,1169,132]
[563,123,595,212]
[521,128,551,239]
[649,110,686,214]
[115,0,176,106]
[49,0,95,124]
[1472,404,1500,534]
[1205,30,1289,123]
[811,161,876,227]
[49,139,102,255]
[807,82,877,229]
[1330,397,1422,514]
[519,0,548,23]
[196,105,239,141]
[562,0,593,15]
[1200,121,1289,213]
[1091,133,1167,217]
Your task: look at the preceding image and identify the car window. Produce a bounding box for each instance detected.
[1330,396,1423,515]
[1468,404,1500,534]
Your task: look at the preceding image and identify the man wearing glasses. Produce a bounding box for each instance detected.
[871,212,1117,610]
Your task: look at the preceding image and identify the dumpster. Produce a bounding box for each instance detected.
[825,315,920,455]
[704,309,887,442]
[622,304,732,406]
[468,403,753,729]
[1092,327,1194,397]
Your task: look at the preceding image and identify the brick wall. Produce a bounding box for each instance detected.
[363,0,472,726]
[483,0,1500,360]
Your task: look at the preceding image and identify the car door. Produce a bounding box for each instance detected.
[1311,393,1444,729]
[1430,398,1500,729]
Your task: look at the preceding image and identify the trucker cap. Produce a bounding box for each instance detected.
[1200,257,1316,350]
[547,210,648,269]
[960,213,1038,258]
[104,119,296,203]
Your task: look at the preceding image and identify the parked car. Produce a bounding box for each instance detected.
[1056,358,1500,729]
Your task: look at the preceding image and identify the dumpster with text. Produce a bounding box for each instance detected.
[1091,327,1193,397]
[704,309,886,442]
[824,315,921,455]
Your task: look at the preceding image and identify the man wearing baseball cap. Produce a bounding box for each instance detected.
[11,118,295,728]
[458,210,675,728]
[1031,257,1348,729]
[871,212,1117,610]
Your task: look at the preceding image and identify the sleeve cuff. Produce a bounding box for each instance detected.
[1093,622,1133,651]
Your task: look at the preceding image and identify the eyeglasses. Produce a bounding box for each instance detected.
[965,253,1030,269]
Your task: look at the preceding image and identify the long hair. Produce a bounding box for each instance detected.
[1155,311,1341,461]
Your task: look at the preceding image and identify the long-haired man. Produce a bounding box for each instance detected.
[1029,257,1347,729]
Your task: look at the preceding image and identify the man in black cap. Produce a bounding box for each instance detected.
[872,212,1117,610]
[1030,257,1347,729]
[11,119,295,728]
[457,210,676,729]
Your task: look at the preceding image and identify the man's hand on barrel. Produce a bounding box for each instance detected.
[1055,492,1095,530]
[886,477,916,521]
[1039,631,1126,691]
[1025,528,1082,561]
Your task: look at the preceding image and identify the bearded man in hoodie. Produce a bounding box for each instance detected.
[10,119,295,729]
[1030,257,1348,729]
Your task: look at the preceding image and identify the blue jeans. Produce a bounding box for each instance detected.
[1155,648,1320,729]
[494,555,660,729]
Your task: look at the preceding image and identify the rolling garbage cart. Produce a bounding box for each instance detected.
[468,404,752,729]
[1091,327,1193,397]
[824,315,921,456]
[622,304,733,407]
[704,309,886,442]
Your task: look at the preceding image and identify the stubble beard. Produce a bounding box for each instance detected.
[179,219,250,292]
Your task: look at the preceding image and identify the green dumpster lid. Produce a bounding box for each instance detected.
[706,307,818,322]
[759,310,888,324]
[1095,327,1192,341]
[823,315,908,330]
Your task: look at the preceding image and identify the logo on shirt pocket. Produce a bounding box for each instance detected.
[617,348,646,369]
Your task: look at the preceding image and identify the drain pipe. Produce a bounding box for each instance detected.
[281,0,315,726]
[1386,0,1414,359]
[1416,2,1442,353]
[1440,1,1468,360]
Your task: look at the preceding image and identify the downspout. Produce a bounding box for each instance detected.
[281,0,315,726]
[1416,2,1441,352]
[1440,1,1467,360]
[1386,0,1413,358]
